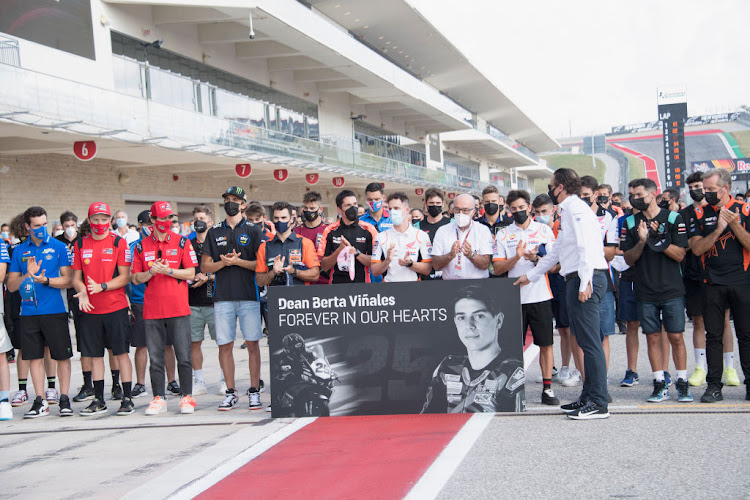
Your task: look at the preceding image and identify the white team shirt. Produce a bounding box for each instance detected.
[371,225,432,282]
[493,221,556,304]
[432,220,494,280]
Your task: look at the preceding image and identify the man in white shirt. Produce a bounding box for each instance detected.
[432,194,494,280]
[493,190,559,406]
[113,210,140,245]
[371,193,432,282]
[515,168,610,420]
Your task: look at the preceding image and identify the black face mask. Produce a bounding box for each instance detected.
[484,203,499,216]
[611,201,621,207]
[629,194,650,212]
[547,185,559,205]
[344,206,359,222]
[303,210,319,222]
[658,199,671,210]
[704,191,721,206]
[597,195,610,205]
[689,189,705,202]
[224,201,241,217]
[580,196,592,206]
[427,205,442,218]
[194,220,208,233]
[512,210,529,225]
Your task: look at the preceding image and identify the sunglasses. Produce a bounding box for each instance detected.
[157,250,162,259]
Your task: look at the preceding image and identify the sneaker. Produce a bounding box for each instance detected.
[248,388,262,410]
[218,390,239,411]
[11,389,28,407]
[258,379,265,393]
[723,368,741,387]
[180,395,197,414]
[218,381,228,395]
[145,396,168,415]
[688,366,707,387]
[167,381,181,396]
[72,386,94,403]
[647,380,669,403]
[80,398,108,416]
[567,401,610,420]
[24,396,49,419]
[117,397,135,416]
[193,379,208,396]
[560,399,586,413]
[700,384,723,403]
[0,401,12,421]
[45,388,59,405]
[131,383,148,398]
[111,384,123,401]
[664,371,672,387]
[561,370,581,387]
[265,406,272,413]
[59,395,73,417]
[620,370,639,387]
[553,366,570,383]
[542,388,560,406]
[676,379,693,403]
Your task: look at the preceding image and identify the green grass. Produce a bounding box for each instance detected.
[730,130,750,157]
[535,154,606,193]
[624,152,646,181]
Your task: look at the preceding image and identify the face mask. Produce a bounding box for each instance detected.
[390,209,405,226]
[194,220,208,233]
[64,226,77,239]
[512,210,529,225]
[412,222,420,229]
[53,230,64,237]
[689,189,705,202]
[547,185,559,205]
[344,206,359,222]
[274,220,291,234]
[536,214,551,225]
[0,231,8,240]
[224,201,241,217]
[91,222,110,235]
[116,217,127,228]
[31,226,48,240]
[141,226,151,238]
[153,220,171,234]
[483,203,499,216]
[597,195,609,205]
[658,199,671,210]
[454,213,471,227]
[704,190,721,206]
[629,194,650,212]
[368,200,383,213]
[427,205,442,218]
[580,196,592,206]
[611,201,621,207]
[171,227,181,235]
[303,210,319,222]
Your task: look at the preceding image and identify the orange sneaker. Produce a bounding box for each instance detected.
[180,395,197,414]
[145,396,167,416]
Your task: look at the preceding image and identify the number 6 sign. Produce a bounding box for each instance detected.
[73,141,97,161]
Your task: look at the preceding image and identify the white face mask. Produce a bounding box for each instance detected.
[454,213,471,228]
[171,227,181,235]
[53,230,64,237]
[116,217,128,228]
[65,226,77,239]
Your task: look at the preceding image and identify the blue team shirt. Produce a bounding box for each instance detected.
[9,234,72,316]
[128,238,145,304]
[359,210,392,283]
[0,241,9,265]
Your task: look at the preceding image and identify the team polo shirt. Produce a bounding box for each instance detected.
[687,200,750,286]
[295,222,330,285]
[9,234,72,316]
[620,209,688,302]
[189,237,214,307]
[680,204,705,282]
[493,221,555,304]
[131,233,198,319]
[359,211,391,283]
[432,220,494,280]
[72,234,131,315]
[256,232,320,286]
[371,225,432,282]
[203,218,264,301]
[0,242,9,315]
[318,220,378,284]
[478,214,513,237]
[128,239,145,304]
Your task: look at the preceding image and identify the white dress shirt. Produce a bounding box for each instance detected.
[371,225,432,282]
[432,219,494,280]
[527,195,608,293]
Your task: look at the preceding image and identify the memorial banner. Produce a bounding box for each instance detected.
[268,278,526,418]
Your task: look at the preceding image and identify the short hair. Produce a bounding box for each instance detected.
[303,191,322,204]
[686,172,703,185]
[245,201,266,219]
[424,187,444,202]
[23,206,47,225]
[532,193,554,209]
[506,190,530,206]
[703,168,732,189]
[597,184,613,195]
[471,194,480,202]
[629,178,658,192]
[411,208,424,216]
[59,211,78,224]
[552,168,581,196]
[335,189,357,208]
[364,182,384,195]
[481,185,499,196]
[663,188,680,201]
[612,192,624,200]
[192,205,214,218]
[580,175,599,192]
[454,284,502,316]
[271,201,294,217]
[386,192,410,207]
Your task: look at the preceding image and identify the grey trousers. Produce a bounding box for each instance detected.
[144,315,193,397]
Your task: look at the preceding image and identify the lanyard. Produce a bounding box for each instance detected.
[455,223,473,266]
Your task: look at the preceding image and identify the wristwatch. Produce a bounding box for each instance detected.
[354,249,361,258]
[101,282,108,291]
[45,277,50,286]
[469,250,477,259]
[168,268,174,276]
[406,260,414,268]
[291,267,298,276]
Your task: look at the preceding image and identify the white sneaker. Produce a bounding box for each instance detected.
[193,379,208,396]
[218,381,227,395]
[145,396,167,415]
[561,370,581,387]
[45,388,59,405]
[0,401,13,421]
[554,366,571,383]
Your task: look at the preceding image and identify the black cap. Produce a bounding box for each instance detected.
[646,229,672,253]
[137,210,151,224]
[222,186,247,201]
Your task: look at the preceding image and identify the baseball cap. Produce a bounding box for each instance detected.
[137,210,151,224]
[150,201,175,219]
[88,202,111,217]
[222,186,247,201]
[19,277,37,308]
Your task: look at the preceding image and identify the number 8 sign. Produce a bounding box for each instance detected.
[274,169,289,182]
[73,141,97,161]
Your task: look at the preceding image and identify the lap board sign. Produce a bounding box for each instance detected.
[268,278,525,417]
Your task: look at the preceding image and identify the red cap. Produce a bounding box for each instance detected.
[150,201,175,219]
[88,202,111,217]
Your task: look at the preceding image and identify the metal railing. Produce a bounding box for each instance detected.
[0,36,20,67]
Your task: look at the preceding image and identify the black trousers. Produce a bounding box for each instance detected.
[703,284,750,387]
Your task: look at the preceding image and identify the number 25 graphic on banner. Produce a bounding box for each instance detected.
[73,141,97,161]
[274,169,289,182]
[235,164,252,178]
[332,177,345,187]
[305,173,319,185]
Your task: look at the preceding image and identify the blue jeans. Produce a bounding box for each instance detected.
[214,301,262,345]
[566,272,609,408]
[599,291,617,340]
[636,296,686,334]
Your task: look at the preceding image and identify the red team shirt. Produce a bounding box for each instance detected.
[131,233,198,319]
[72,233,131,315]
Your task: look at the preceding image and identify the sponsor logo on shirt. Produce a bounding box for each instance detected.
[167,249,178,256]
[237,234,250,246]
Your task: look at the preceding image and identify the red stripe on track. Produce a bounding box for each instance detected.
[605,129,724,142]
[609,143,661,192]
[198,413,472,500]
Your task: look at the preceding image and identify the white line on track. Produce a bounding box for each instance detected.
[717,132,738,158]
[403,413,494,500]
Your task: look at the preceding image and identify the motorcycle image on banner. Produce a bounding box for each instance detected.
[268,278,526,417]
